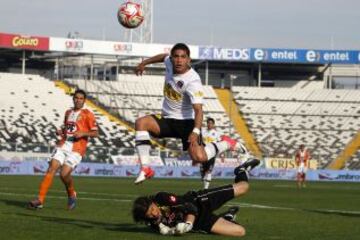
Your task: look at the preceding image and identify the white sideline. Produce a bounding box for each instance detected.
[1,190,360,215]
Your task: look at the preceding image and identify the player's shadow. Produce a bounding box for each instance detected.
[15,213,155,233]
[303,208,360,218]
[0,199,29,208]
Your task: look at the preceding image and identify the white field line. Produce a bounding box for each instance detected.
[1,190,360,215]
[273,184,360,190]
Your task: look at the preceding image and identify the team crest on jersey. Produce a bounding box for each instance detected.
[169,195,176,203]
[176,80,184,89]
[66,121,77,133]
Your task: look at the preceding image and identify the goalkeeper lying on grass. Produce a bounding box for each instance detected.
[131,158,260,237]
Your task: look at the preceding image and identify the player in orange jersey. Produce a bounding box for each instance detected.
[28,89,98,210]
[295,144,311,188]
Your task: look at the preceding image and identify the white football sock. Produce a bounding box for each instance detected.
[135,131,151,166]
[203,173,212,189]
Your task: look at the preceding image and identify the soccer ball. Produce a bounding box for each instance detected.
[117,1,144,29]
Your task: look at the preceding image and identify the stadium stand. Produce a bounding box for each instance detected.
[232,85,360,168]
[2,72,358,168]
[0,72,135,163]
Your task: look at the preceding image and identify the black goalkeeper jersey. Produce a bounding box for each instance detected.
[146,184,235,233]
[147,191,198,229]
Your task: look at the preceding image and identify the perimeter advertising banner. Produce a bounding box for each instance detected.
[0,32,49,51]
[265,158,318,170]
[49,37,199,58]
[1,161,359,182]
[198,46,360,64]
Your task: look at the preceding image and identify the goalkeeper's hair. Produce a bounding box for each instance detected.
[132,196,153,223]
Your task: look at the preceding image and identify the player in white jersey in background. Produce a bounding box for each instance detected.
[133,43,247,184]
[200,117,221,189]
[295,144,311,188]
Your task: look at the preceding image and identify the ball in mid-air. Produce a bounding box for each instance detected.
[117,1,144,29]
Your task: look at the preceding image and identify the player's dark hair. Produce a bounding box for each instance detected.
[74,89,87,99]
[171,43,190,57]
[207,117,215,124]
[132,196,153,223]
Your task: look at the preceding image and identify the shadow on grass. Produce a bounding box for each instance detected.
[303,208,360,218]
[15,212,155,234]
[0,198,29,208]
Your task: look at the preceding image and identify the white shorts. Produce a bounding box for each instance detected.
[50,148,82,169]
[297,163,307,174]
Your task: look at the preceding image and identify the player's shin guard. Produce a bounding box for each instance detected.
[135,131,151,166]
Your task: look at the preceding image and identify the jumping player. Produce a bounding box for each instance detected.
[28,89,98,210]
[133,43,246,184]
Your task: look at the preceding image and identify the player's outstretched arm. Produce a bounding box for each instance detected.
[134,53,168,76]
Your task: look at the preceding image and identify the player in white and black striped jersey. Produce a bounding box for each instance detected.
[200,117,221,189]
[133,43,246,184]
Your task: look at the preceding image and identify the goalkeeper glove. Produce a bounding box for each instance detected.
[158,223,175,235]
[175,221,193,235]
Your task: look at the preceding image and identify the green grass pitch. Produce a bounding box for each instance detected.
[0,175,359,240]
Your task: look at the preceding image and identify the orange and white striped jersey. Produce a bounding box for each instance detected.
[57,107,98,156]
[295,149,310,165]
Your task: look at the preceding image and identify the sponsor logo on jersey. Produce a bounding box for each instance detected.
[164,83,182,101]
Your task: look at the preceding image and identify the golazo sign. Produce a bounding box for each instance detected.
[0,32,49,51]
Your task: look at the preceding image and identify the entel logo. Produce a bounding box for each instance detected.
[254,49,267,61]
[306,50,320,62]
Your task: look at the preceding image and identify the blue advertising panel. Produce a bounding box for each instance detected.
[198,46,360,64]
[250,48,359,64]
[199,47,250,61]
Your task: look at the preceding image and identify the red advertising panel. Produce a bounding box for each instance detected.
[0,32,49,51]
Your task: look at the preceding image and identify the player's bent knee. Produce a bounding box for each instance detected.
[233,182,249,196]
[189,151,206,163]
[188,146,207,163]
[236,227,246,237]
[135,117,146,130]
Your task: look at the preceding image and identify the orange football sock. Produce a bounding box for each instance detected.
[38,173,54,203]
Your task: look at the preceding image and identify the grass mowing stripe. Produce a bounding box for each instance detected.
[2,190,360,215]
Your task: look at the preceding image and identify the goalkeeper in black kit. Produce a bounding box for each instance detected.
[132,158,260,237]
